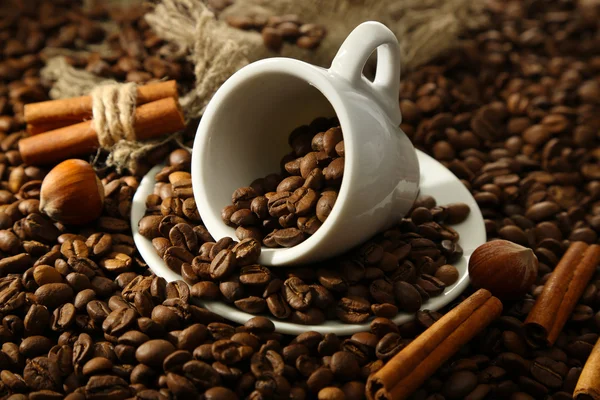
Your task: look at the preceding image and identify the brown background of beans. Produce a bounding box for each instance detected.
[0,0,598,399]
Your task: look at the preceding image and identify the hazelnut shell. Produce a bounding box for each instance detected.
[40,159,105,225]
[468,239,538,299]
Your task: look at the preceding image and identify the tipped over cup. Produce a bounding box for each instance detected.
[191,21,420,266]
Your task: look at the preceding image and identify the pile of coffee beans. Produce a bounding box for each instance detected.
[140,148,469,323]
[226,14,327,51]
[0,0,598,399]
[222,117,345,248]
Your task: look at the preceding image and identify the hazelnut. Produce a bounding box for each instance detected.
[468,239,538,299]
[40,159,105,225]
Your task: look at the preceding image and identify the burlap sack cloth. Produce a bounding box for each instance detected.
[41,0,487,173]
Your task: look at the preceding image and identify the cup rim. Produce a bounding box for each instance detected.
[192,58,368,266]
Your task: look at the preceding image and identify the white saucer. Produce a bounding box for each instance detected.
[131,150,486,335]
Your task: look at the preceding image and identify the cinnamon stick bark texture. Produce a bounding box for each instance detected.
[23,80,178,132]
[19,97,185,166]
[574,336,600,399]
[366,289,502,400]
[524,242,600,347]
[27,121,72,135]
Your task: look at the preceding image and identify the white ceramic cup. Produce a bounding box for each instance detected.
[192,21,420,266]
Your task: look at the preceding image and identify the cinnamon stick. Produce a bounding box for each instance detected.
[366,289,503,400]
[24,80,178,130]
[27,121,71,136]
[525,243,600,347]
[18,97,185,166]
[574,336,600,399]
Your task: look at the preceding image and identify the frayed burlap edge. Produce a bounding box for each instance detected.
[145,0,488,119]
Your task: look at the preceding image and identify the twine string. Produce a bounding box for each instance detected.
[91,82,138,148]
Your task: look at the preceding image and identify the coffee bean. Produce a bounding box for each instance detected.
[375,332,406,360]
[330,351,359,381]
[434,264,459,285]
[81,357,112,376]
[530,357,563,389]
[138,215,162,239]
[291,308,326,325]
[169,223,198,253]
[164,246,194,274]
[232,238,261,266]
[191,281,220,299]
[102,308,136,337]
[367,280,393,304]
[394,282,422,313]
[525,201,561,222]
[283,277,313,311]
[251,348,285,378]
[210,249,236,280]
[19,336,54,358]
[84,375,131,399]
[336,296,370,324]
[34,283,73,309]
[287,187,318,216]
[51,303,76,331]
[135,340,176,367]
[21,357,59,393]
[204,386,238,400]
[235,296,267,313]
[151,305,182,331]
[442,370,478,399]
[271,228,305,247]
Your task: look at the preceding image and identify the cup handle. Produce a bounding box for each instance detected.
[329,21,402,125]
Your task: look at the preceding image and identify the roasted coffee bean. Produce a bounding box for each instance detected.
[163,246,194,274]
[442,370,478,399]
[169,223,198,253]
[163,350,192,373]
[271,227,305,247]
[135,340,176,367]
[375,333,405,360]
[330,351,360,381]
[283,277,313,310]
[51,303,76,331]
[192,281,220,299]
[370,279,395,304]
[84,375,131,399]
[394,281,422,313]
[287,187,319,216]
[34,283,73,309]
[266,293,292,319]
[336,296,370,323]
[235,296,267,313]
[530,357,564,389]
[210,249,236,280]
[232,238,261,266]
[152,305,182,331]
[24,304,50,335]
[239,265,271,286]
[251,349,284,378]
[102,308,137,337]
[291,308,326,325]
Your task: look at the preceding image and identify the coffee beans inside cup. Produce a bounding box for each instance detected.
[222,116,344,248]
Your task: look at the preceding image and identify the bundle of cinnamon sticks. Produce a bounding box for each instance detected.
[366,289,503,400]
[18,80,185,166]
